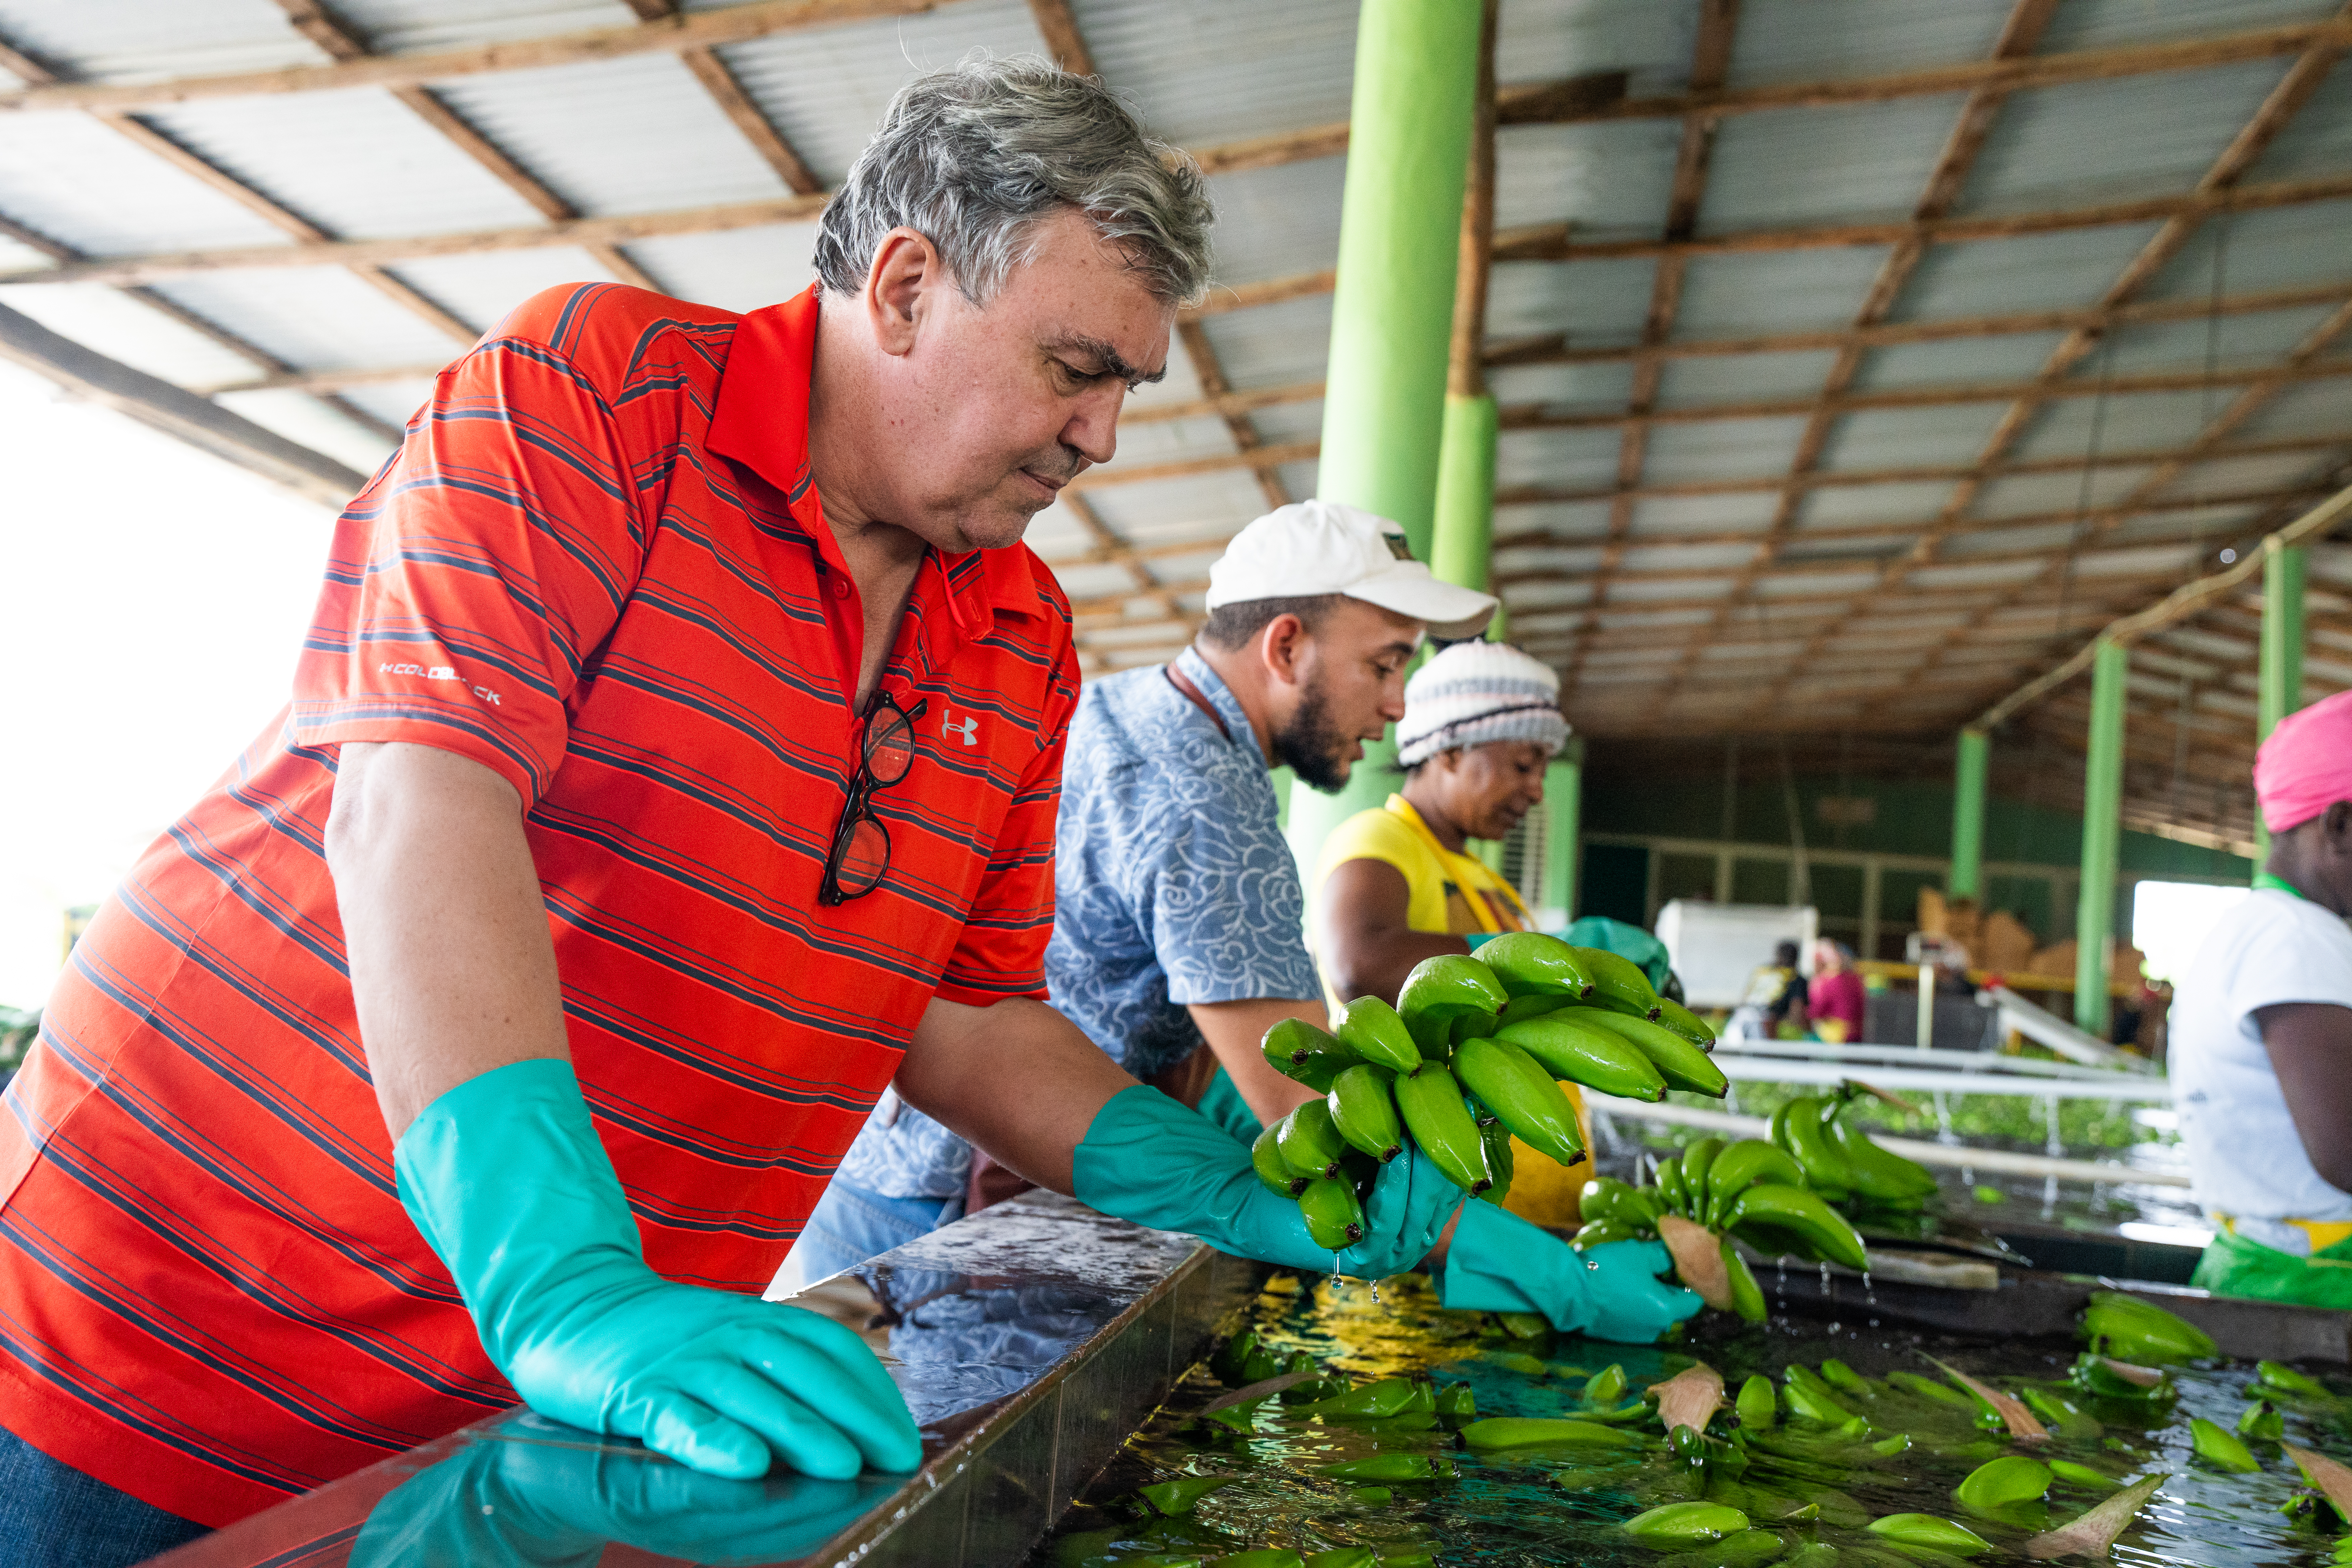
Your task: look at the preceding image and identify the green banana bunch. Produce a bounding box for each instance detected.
[1494,1013,1665,1101]
[2080,1291,2217,1365]
[1718,1182,1870,1273]
[1326,1063,1403,1163]
[1333,995,1421,1073]
[1275,1099,1349,1180]
[1398,953,1509,1057]
[1571,944,1663,1021]
[1451,1035,1585,1167]
[1252,1125,1308,1197]
[1575,1009,1729,1096]
[1393,1062,1491,1195]
[1261,1017,1355,1091]
[1825,1086,1939,1208]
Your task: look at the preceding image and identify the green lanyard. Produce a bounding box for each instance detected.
[2255,870,2306,900]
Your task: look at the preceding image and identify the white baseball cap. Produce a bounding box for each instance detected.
[1205,499,1499,640]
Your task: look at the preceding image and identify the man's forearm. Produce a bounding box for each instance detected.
[892,995,1139,1193]
[327,741,571,1138]
[1188,998,1327,1128]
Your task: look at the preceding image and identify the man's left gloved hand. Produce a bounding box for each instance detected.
[1438,1198,1703,1343]
[1073,1084,1460,1278]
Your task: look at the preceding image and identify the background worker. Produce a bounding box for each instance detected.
[794,498,1494,1278]
[1808,940,1867,1044]
[2174,689,2352,1307]
[1313,642,1700,1340]
[0,64,1462,1568]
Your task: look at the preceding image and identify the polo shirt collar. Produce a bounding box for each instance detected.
[1174,647,1265,768]
[707,283,1045,641]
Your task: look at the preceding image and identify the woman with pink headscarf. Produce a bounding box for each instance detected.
[2172,688,2352,1306]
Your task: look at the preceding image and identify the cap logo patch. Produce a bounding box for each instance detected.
[1382,533,1415,561]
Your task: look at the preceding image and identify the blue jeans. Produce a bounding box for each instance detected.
[0,1425,211,1566]
[787,1181,958,1289]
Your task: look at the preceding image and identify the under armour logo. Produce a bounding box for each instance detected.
[941,712,979,747]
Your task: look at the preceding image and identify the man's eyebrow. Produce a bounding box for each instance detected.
[1049,332,1167,387]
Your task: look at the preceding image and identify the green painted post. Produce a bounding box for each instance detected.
[1282,0,1482,885]
[1949,728,1989,900]
[1545,738,1583,921]
[2253,540,2307,872]
[1430,392,1499,599]
[2074,639,2128,1036]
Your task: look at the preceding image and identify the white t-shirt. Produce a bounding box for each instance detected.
[2171,887,2352,1252]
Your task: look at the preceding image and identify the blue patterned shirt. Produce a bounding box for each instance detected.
[831,647,1319,1199]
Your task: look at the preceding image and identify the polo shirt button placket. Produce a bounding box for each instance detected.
[831,575,851,600]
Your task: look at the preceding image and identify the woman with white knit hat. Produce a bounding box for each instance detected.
[1315,639,1568,995]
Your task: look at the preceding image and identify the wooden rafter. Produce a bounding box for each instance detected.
[1652,0,2062,702]
[617,0,828,193]
[1765,9,2352,712]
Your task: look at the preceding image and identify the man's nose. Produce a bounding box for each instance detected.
[1063,387,1122,468]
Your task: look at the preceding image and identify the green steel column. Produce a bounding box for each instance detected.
[1431,392,1499,598]
[2074,639,2128,1037]
[2253,540,2307,872]
[1949,728,1989,900]
[1545,738,1583,921]
[1282,0,1482,883]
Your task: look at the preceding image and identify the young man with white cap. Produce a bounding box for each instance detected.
[791,498,1493,1277]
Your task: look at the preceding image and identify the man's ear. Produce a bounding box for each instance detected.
[866,228,943,358]
[1259,614,1309,689]
[2326,798,2352,850]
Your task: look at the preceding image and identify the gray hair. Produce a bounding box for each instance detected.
[813,56,1214,309]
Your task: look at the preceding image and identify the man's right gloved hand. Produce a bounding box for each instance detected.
[395,1059,923,1480]
[1072,1084,1461,1278]
[1438,1198,1703,1343]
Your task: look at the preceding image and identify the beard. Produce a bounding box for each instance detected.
[1271,678,1357,794]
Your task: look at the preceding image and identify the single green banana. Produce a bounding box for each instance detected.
[1572,1219,1639,1250]
[1825,1093,1938,1204]
[1584,1363,1628,1405]
[1570,944,1663,1020]
[1436,1381,1475,1418]
[1817,1360,1875,1399]
[1864,1515,1990,1554]
[1735,1375,1777,1430]
[1656,996,1717,1049]
[1773,1095,1857,1203]
[1292,1378,1417,1418]
[2047,1460,2121,1491]
[1275,1098,1350,1180]
[1657,1153,1692,1217]
[1459,1417,1644,1452]
[1495,1013,1666,1101]
[1262,1017,1356,1091]
[1297,1175,1367,1250]
[1954,1456,2051,1511]
[1576,1009,1730,1096]
[1452,1035,1585,1168]
[2082,1290,2217,1365]
[1622,1501,1750,1544]
[1580,1176,1642,1226]
[2019,1387,2102,1440]
[2257,1360,2331,1397]
[1722,1235,1766,1322]
[1682,1137,1726,1218]
[1704,1140,1807,1230]
[1477,1115,1515,1205]
[1722,1183,1869,1272]
[1782,1365,1856,1426]
[2190,1415,2259,1472]
[1137,1476,1234,1516]
[1252,1124,1309,1197]
[1477,931,1596,997]
[1886,1370,1977,1410]
[1326,1063,1404,1163]
[2237,1398,2285,1440]
[2067,1352,2173,1401]
[1302,1550,1378,1568]
[1392,1063,1490,1194]
[1398,953,1509,1055]
[1317,1454,1455,1482]
[1334,995,1422,1074]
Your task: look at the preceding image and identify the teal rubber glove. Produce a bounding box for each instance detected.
[351,1413,891,1567]
[1073,1084,1460,1278]
[395,1059,922,1480]
[1437,1201,1702,1343]
[1194,1065,1262,1144]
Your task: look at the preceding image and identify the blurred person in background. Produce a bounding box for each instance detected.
[1809,940,1866,1044]
[2174,689,2352,1307]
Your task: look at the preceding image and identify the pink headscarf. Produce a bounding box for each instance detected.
[2254,688,2352,833]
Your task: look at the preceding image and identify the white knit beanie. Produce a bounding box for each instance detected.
[1394,642,1569,768]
